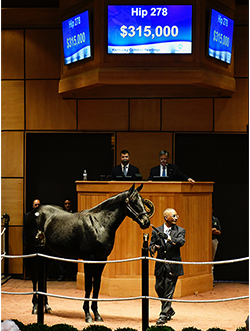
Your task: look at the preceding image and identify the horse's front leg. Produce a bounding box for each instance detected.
[91,263,106,322]
[83,263,94,323]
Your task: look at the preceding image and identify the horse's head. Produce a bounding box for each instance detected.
[125,183,150,229]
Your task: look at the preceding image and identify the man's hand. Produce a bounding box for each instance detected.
[158,231,168,240]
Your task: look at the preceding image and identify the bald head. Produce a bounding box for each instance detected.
[163,208,179,227]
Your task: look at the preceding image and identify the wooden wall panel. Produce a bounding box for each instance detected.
[116,132,172,180]
[162,99,213,132]
[214,78,248,132]
[78,100,129,131]
[1,179,24,226]
[76,182,213,297]
[26,80,77,130]
[25,29,61,79]
[8,227,23,274]
[1,131,24,177]
[130,99,161,131]
[1,81,24,130]
[234,26,249,78]
[1,30,24,79]
[180,194,211,276]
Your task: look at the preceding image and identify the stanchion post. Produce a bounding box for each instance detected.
[37,240,46,324]
[142,233,149,331]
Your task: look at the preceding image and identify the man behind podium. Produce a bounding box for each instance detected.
[148,150,195,183]
[111,149,141,180]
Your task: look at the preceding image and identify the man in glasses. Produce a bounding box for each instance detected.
[148,150,195,182]
[149,207,186,325]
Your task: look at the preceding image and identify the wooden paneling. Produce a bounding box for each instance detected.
[1,81,24,130]
[76,181,214,297]
[26,80,77,130]
[1,30,24,79]
[1,179,24,226]
[214,78,248,132]
[162,99,213,132]
[8,227,23,274]
[25,29,61,79]
[2,8,61,29]
[78,100,129,131]
[130,99,161,131]
[1,131,24,177]
[116,132,172,180]
[234,26,249,78]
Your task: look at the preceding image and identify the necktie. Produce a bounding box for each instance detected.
[162,166,166,177]
[123,166,127,176]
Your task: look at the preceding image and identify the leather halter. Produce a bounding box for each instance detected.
[125,192,147,220]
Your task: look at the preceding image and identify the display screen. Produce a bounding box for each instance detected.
[208,9,234,64]
[107,5,192,54]
[62,10,91,65]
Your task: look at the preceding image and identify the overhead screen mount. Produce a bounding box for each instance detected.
[107,5,192,54]
[207,8,234,64]
[62,10,92,65]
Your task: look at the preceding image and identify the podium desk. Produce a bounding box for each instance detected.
[76,181,214,297]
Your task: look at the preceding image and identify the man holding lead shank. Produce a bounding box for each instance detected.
[149,208,186,325]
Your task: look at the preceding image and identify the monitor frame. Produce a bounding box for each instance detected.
[207,8,234,65]
[107,4,193,55]
[62,9,93,65]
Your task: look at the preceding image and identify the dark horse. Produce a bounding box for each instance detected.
[24,183,150,322]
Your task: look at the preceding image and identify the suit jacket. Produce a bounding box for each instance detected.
[111,164,140,180]
[148,164,189,181]
[149,224,185,277]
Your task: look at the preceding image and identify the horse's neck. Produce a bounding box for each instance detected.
[88,191,128,231]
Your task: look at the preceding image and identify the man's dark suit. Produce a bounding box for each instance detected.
[148,164,189,181]
[111,164,140,180]
[149,223,185,318]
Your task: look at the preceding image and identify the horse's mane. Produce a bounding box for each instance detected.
[86,189,128,214]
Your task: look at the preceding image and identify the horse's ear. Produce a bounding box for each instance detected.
[136,183,143,193]
[128,183,135,194]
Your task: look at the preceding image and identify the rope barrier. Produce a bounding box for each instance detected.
[1,290,248,303]
[1,253,248,305]
[1,253,249,265]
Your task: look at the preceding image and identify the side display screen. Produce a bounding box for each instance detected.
[208,9,234,64]
[62,10,91,65]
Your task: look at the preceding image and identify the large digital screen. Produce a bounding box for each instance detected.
[108,5,192,54]
[208,9,234,64]
[62,10,92,65]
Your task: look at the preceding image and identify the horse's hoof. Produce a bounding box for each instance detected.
[45,304,52,314]
[85,313,93,323]
[32,304,38,314]
[94,314,104,322]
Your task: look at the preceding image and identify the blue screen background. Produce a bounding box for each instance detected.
[208,9,234,64]
[108,5,192,54]
[62,10,91,64]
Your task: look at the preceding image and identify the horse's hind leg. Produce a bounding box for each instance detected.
[44,260,52,314]
[91,263,105,322]
[32,279,38,314]
[83,264,93,322]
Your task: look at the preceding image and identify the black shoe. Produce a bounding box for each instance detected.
[156,316,167,325]
[166,308,175,321]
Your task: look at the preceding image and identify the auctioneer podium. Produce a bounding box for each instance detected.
[76,181,214,297]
